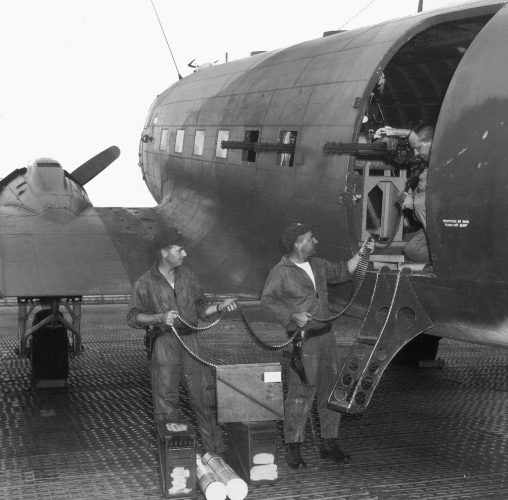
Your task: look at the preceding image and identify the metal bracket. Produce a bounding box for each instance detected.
[17,297,83,358]
[328,268,433,414]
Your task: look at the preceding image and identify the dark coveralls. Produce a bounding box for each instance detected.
[127,264,224,453]
[261,256,351,443]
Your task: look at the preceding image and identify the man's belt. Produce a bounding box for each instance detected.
[152,322,194,337]
[286,323,331,340]
[303,323,331,338]
[144,322,194,357]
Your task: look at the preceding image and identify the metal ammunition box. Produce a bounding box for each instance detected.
[225,421,279,484]
[157,422,197,499]
[216,363,284,423]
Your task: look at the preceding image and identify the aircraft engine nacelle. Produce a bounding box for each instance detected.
[0,159,91,220]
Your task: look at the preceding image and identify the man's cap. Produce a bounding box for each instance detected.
[151,227,184,250]
[279,222,313,254]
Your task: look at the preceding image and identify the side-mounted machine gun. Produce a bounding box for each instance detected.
[324,127,417,167]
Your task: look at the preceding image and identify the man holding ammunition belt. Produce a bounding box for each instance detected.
[127,231,236,454]
[261,222,374,469]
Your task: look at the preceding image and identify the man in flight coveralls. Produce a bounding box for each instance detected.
[127,231,236,454]
[261,222,373,469]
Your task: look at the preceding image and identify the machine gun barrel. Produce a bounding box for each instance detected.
[323,141,390,160]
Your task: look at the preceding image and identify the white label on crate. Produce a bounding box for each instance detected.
[165,423,188,432]
[263,371,282,383]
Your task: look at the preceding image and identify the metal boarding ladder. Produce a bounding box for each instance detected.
[328,267,433,415]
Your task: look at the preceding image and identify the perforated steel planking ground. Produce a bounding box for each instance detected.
[0,303,507,499]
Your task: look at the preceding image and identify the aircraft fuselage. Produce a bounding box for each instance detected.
[139,1,508,349]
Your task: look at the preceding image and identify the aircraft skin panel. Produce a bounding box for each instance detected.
[151,149,352,295]
[240,59,314,95]
[162,75,234,103]
[159,52,276,105]
[301,82,364,127]
[194,96,231,126]
[0,207,162,298]
[294,42,392,87]
[220,92,274,126]
[296,125,351,177]
[262,87,313,126]
[429,3,508,284]
[155,100,203,126]
[151,1,505,118]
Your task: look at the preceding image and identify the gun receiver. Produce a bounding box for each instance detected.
[324,139,414,167]
[324,127,416,167]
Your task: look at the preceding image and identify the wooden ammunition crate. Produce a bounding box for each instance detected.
[216,363,284,423]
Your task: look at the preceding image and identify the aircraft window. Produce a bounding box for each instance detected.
[278,130,297,167]
[216,130,230,158]
[193,130,205,156]
[175,129,185,153]
[159,128,169,152]
[242,130,259,162]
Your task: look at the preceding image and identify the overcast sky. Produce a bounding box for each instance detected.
[0,0,467,206]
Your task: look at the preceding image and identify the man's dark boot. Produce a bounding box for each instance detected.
[286,442,307,469]
[319,439,351,464]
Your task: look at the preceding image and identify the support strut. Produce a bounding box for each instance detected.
[16,297,83,387]
[328,267,433,414]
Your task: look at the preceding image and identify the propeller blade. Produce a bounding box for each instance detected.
[70,146,120,186]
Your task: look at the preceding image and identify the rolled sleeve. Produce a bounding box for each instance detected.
[194,288,209,321]
[126,281,153,329]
